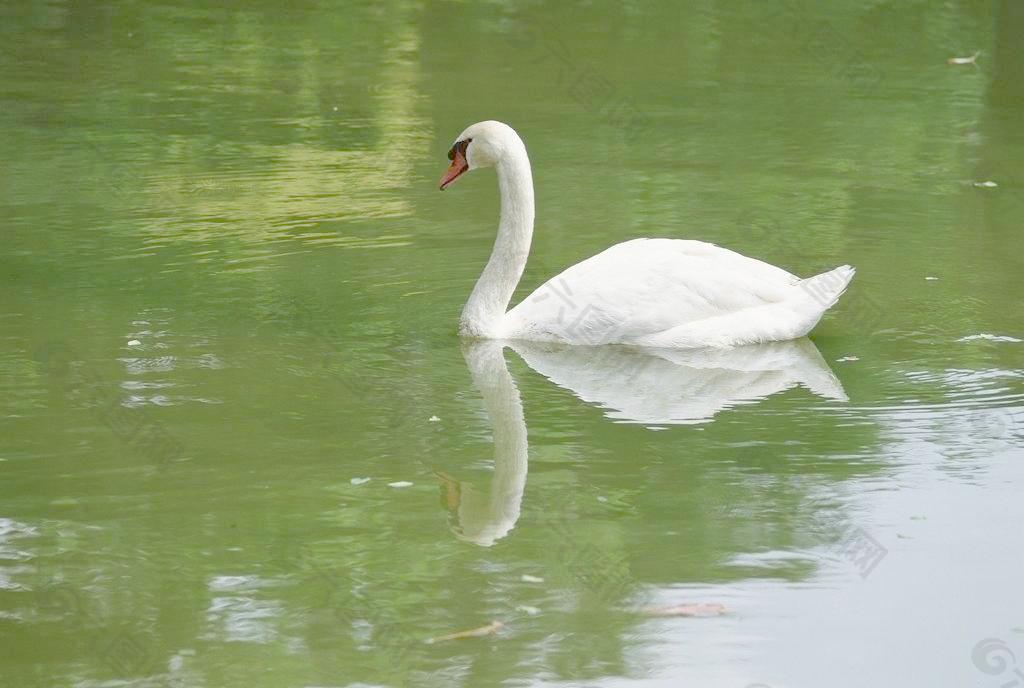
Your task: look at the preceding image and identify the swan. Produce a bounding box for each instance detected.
[440,120,855,348]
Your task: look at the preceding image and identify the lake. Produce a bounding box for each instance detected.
[2,1,1023,687]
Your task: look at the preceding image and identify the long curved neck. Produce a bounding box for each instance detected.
[460,148,535,337]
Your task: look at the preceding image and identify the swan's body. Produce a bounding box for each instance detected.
[440,121,854,348]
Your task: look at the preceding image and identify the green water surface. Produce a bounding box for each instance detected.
[2,2,1023,687]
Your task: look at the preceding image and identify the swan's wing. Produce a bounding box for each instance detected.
[503,238,802,343]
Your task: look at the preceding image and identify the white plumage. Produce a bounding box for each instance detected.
[440,121,854,348]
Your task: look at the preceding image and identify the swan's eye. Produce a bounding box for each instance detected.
[447,138,472,161]
[442,138,468,164]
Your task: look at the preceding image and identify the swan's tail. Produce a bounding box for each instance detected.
[799,265,855,311]
[638,264,857,347]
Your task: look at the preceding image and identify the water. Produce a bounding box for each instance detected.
[2,2,1023,687]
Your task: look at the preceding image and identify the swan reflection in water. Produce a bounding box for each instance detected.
[440,338,847,547]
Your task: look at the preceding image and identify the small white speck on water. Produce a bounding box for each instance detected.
[388,481,413,488]
[837,356,860,362]
[597,496,608,503]
[428,415,440,422]
[973,180,998,188]
[958,333,1022,343]
[127,339,142,346]
[925,276,939,281]
[520,574,544,583]
[350,477,371,485]
[516,605,541,616]
[947,51,980,65]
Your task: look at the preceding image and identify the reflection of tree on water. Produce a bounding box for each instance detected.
[130,5,432,251]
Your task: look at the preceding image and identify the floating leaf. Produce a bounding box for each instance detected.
[425,620,503,644]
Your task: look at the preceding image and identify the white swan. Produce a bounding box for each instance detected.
[440,120,855,348]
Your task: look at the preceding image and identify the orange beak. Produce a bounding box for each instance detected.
[439,150,469,190]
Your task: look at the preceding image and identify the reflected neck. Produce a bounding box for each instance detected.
[458,340,528,546]
[459,147,535,337]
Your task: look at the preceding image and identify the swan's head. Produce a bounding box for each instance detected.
[439,120,524,190]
